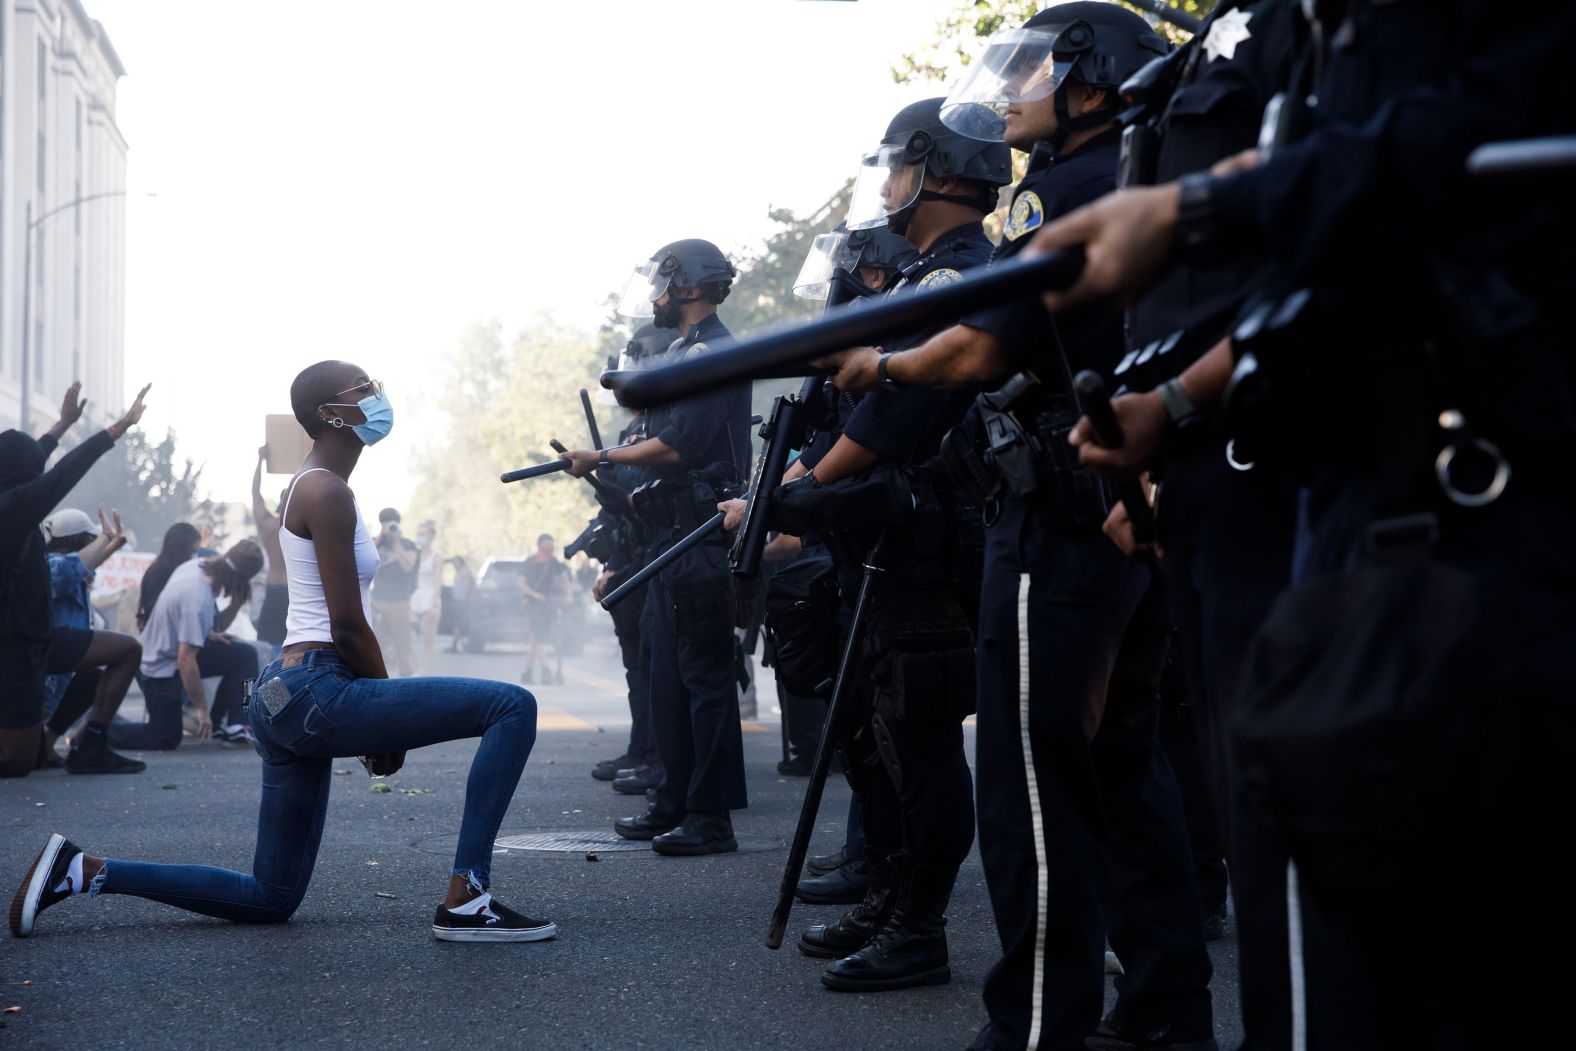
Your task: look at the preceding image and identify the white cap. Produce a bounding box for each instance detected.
[42,508,99,542]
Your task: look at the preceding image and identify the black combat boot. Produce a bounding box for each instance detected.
[820,852,954,991]
[798,848,897,959]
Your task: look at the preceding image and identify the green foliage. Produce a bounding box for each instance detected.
[409,319,602,565]
[68,427,213,552]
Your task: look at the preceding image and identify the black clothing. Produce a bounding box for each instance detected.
[255,583,290,647]
[0,429,116,728]
[1207,4,1576,1047]
[842,222,994,464]
[1128,0,1303,354]
[638,313,750,818]
[965,133,1212,1048]
[643,313,752,483]
[371,537,419,602]
[964,129,1128,382]
[1125,6,1306,1045]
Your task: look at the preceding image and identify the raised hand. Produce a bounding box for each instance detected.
[108,384,152,440]
[58,382,87,428]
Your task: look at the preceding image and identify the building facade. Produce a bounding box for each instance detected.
[0,0,127,435]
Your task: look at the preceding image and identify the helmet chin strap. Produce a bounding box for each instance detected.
[888,189,993,236]
[1051,84,1115,155]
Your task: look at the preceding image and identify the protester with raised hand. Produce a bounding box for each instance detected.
[0,382,150,777]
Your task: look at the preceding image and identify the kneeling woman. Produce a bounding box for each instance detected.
[12,361,553,943]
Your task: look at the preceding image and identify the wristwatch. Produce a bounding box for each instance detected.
[876,353,905,392]
[1155,377,1199,425]
[1174,172,1224,265]
[597,449,614,468]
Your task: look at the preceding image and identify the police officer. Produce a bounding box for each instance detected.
[1026,3,1576,1047]
[563,239,752,856]
[590,323,676,791]
[759,96,1011,993]
[1106,5,1305,1045]
[823,6,1215,1048]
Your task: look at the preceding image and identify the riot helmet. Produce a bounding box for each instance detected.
[846,97,1014,235]
[617,238,736,326]
[941,1,1169,148]
[600,322,678,403]
[793,225,916,302]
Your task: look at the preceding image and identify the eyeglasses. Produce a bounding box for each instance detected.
[323,378,384,404]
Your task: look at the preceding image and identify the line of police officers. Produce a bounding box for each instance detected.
[561,1,1575,1048]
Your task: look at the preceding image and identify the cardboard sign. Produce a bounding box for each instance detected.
[92,550,157,600]
[265,414,312,474]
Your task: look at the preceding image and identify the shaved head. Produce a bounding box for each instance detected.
[291,359,364,437]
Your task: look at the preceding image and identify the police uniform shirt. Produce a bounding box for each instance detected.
[964,128,1126,379]
[1128,0,1302,349]
[842,222,996,463]
[642,313,752,484]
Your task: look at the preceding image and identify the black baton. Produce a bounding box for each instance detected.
[767,534,886,950]
[1073,370,1156,545]
[579,389,604,451]
[605,247,1086,408]
[500,460,572,483]
[600,512,727,611]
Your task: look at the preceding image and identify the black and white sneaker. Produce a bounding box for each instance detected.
[10,833,80,938]
[431,895,556,943]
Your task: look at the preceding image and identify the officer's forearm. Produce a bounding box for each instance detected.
[1180,338,1236,412]
[605,438,683,468]
[809,436,882,485]
[888,324,1007,389]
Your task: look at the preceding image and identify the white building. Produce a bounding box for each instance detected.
[0,0,127,435]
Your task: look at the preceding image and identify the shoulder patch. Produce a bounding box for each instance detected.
[918,268,964,290]
[1003,191,1044,241]
[683,341,709,360]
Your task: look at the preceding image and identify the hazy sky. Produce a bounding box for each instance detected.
[87,0,975,517]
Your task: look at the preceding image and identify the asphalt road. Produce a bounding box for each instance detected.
[1,634,1242,1050]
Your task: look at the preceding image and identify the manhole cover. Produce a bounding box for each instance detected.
[496,831,650,853]
[412,828,782,857]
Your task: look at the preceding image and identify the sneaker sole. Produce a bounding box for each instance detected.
[820,964,950,992]
[10,833,66,938]
[432,921,558,943]
[651,837,738,857]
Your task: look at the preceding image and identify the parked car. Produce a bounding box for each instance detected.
[457,557,531,652]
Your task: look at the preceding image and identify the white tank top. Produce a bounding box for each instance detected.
[278,468,380,647]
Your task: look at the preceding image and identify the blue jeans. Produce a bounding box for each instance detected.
[111,638,260,751]
[93,650,537,923]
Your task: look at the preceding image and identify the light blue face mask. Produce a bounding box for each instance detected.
[351,390,394,446]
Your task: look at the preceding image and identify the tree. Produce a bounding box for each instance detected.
[409,318,604,566]
[68,427,214,552]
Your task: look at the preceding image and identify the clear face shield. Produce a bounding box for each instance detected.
[845,144,927,231]
[792,231,861,301]
[615,260,673,319]
[940,27,1069,142]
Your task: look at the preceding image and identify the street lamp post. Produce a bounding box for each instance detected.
[19,189,129,431]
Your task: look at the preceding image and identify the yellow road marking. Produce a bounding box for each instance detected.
[536,705,600,732]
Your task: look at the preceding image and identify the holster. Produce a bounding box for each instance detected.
[938,381,1112,529]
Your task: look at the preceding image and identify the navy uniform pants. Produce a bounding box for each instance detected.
[645,542,747,817]
[607,571,657,766]
[1160,435,1300,1051]
[975,498,1211,1051]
